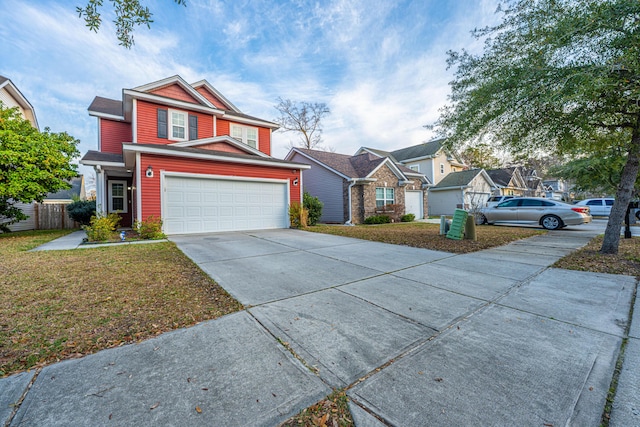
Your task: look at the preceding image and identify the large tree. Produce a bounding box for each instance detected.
[77,0,186,48]
[274,98,331,150]
[0,106,79,231]
[433,0,640,254]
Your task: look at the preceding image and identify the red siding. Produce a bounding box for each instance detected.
[136,100,214,144]
[216,119,230,137]
[196,142,247,154]
[100,119,131,154]
[150,84,200,104]
[139,154,301,219]
[195,87,228,110]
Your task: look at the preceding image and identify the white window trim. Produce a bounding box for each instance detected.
[108,180,128,213]
[376,187,395,207]
[230,123,259,149]
[169,109,187,141]
[409,164,420,172]
[440,163,445,174]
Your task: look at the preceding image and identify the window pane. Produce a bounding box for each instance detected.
[386,188,394,200]
[605,200,614,206]
[232,126,243,139]
[112,183,124,197]
[173,126,185,139]
[112,198,124,211]
[172,112,185,126]
[376,188,384,199]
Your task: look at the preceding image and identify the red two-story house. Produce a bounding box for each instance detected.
[80,75,309,234]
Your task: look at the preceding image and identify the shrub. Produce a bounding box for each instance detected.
[66,200,96,225]
[134,215,166,240]
[364,214,391,224]
[303,192,323,226]
[83,213,121,242]
[401,213,416,222]
[289,202,309,228]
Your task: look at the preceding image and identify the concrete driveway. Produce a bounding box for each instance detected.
[4,223,637,426]
[170,226,636,426]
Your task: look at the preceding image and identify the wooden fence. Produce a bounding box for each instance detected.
[8,203,79,231]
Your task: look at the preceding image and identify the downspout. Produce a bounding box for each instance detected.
[345,179,357,226]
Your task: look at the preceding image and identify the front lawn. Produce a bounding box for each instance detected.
[306,222,545,253]
[553,235,640,276]
[0,230,242,377]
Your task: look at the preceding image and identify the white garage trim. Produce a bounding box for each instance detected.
[161,171,290,234]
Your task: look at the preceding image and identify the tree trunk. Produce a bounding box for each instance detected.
[601,128,640,254]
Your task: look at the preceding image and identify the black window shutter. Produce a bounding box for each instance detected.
[189,115,198,140]
[157,109,168,139]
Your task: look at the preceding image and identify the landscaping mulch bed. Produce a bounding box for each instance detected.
[306,222,545,254]
[553,235,640,276]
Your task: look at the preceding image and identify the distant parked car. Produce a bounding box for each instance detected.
[478,197,592,230]
[574,198,614,216]
[486,195,517,207]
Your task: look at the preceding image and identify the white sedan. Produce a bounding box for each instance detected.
[478,197,592,230]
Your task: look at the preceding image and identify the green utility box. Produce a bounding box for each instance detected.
[446,209,468,240]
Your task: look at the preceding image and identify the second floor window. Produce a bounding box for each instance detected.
[170,110,187,141]
[440,163,445,174]
[409,165,420,172]
[231,124,258,149]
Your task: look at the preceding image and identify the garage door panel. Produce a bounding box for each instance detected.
[164,176,288,234]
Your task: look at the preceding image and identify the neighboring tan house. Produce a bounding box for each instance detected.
[357,139,466,186]
[80,75,310,234]
[1,76,40,231]
[543,179,573,201]
[513,166,545,197]
[486,167,527,196]
[427,169,496,216]
[285,148,430,224]
[0,75,38,128]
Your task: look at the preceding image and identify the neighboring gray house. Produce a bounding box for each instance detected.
[427,169,496,216]
[285,148,429,224]
[357,139,466,186]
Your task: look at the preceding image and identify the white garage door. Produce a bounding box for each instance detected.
[164,175,288,234]
[405,190,423,218]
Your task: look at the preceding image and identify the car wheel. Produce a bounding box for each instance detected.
[476,214,488,225]
[541,215,562,230]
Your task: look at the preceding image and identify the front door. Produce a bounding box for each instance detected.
[108,179,132,227]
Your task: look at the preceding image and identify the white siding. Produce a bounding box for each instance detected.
[0,87,26,115]
[290,153,346,223]
[6,202,36,231]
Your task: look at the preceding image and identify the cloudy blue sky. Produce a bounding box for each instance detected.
[0,0,499,185]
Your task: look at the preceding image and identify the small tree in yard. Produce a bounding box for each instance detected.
[433,0,640,254]
[0,105,79,232]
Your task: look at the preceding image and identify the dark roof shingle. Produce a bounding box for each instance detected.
[88,96,123,117]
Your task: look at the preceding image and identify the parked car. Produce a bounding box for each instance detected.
[477,197,592,230]
[574,198,614,216]
[486,195,517,207]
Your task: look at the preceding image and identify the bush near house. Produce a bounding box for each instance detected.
[364,214,391,224]
[289,202,309,228]
[303,192,323,226]
[133,215,166,240]
[401,213,415,222]
[66,199,96,225]
[83,212,121,242]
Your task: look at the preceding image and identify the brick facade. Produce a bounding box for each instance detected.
[347,164,425,224]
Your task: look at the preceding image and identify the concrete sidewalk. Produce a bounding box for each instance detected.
[3,220,639,426]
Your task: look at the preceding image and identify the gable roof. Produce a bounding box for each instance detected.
[0,75,39,129]
[88,75,278,129]
[389,139,445,161]
[288,148,427,183]
[431,169,495,190]
[486,167,527,189]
